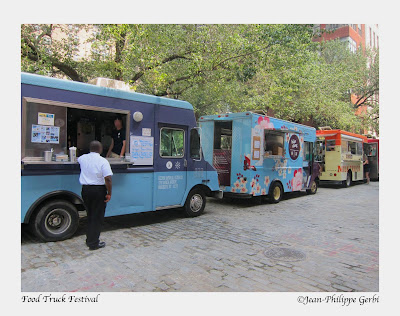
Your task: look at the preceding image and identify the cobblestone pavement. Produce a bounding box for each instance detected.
[21,181,379,292]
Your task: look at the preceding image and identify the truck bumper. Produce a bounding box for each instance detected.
[212,190,224,199]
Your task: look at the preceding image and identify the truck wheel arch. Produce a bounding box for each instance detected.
[24,190,84,224]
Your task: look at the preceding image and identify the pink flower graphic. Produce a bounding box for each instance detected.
[264,176,270,187]
[257,116,274,129]
[291,168,303,191]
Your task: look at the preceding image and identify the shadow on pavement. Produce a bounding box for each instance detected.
[21,207,186,245]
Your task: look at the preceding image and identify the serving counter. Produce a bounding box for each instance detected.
[21,158,154,175]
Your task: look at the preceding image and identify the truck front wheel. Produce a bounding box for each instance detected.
[30,200,79,242]
[269,182,283,203]
[183,188,206,217]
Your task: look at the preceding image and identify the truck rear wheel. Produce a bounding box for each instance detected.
[30,200,79,242]
[269,182,283,203]
[183,188,206,217]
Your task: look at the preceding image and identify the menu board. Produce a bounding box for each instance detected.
[130,136,154,165]
[252,136,261,160]
[31,124,60,144]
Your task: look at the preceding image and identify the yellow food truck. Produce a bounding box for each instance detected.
[315,129,367,187]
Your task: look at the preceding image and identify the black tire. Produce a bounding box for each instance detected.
[342,172,352,188]
[306,179,318,195]
[269,182,283,203]
[183,188,206,217]
[29,200,79,242]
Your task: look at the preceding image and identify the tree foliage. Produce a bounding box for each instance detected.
[21,24,378,134]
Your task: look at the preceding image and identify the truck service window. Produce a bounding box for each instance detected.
[356,142,363,155]
[160,128,185,158]
[348,141,357,155]
[22,98,129,160]
[341,140,348,153]
[264,131,284,156]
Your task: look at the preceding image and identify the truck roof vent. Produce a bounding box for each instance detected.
[88,77,131,91]
[252,109,267,115]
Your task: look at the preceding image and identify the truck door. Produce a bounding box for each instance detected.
[155,124,188,208]
[213,121,232,187]
[303,141,314,188]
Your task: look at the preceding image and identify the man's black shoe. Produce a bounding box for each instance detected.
[89,241,106,250]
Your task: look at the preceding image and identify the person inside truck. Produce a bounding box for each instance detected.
[106,116,126,158]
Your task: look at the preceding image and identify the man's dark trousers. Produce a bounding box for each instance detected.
[81,185,107,247]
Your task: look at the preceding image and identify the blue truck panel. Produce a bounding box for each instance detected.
[199,112,319,198]
[21,73,220,229]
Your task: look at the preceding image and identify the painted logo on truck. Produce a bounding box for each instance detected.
[289,135,300,160]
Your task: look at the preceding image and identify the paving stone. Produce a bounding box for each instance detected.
[21,182,379,292]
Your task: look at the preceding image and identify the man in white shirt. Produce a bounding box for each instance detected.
[78,141,113,250]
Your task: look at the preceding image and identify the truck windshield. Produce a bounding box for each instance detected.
[366,143,377,157]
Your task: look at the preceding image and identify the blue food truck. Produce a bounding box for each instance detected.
[21,73,221,241]
[199,112,320,203]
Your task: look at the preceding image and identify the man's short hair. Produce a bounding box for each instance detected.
[114,115,123,122]
[89,140,102,153]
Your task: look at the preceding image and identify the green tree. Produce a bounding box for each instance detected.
[21,24,377,134]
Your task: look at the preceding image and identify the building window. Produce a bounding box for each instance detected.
[374,32,376,48]
[340,37,357,53]
[325,24,345,31]
[370,28,372,47]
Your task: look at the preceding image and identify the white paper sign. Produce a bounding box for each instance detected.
[130,136,154,165]
[38,112,55,126]
[142,128,152,137]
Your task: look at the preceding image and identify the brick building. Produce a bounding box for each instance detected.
[313,24,379,137]
[313,24,379,52]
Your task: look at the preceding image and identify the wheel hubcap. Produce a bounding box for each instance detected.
[273,186,281,200]
[190,194,203,212]
[44,208,71,235]
[311,181,317,192]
